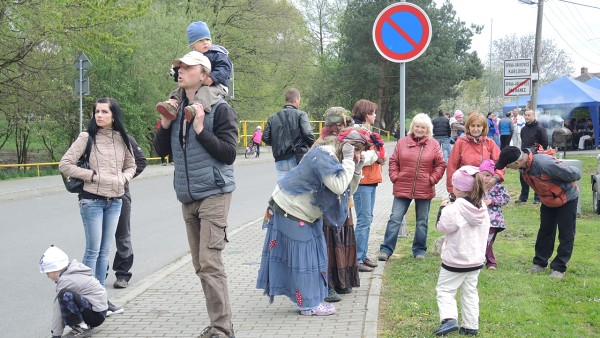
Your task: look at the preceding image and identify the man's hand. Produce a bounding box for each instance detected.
[159,99,179,129]
[191,103,206,134]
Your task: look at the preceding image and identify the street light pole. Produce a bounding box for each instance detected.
[531,0,544,111]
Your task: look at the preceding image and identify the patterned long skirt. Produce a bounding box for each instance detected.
[323,208,360,289]
[256,210,328,310]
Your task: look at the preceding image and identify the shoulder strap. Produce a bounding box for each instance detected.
[83,135,93,160]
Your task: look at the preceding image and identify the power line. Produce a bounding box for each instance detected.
[544,12,600,66]
[558,0,600,10]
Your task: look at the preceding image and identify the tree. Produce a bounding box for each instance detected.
[490,34,574,86]
[0,0,151,163]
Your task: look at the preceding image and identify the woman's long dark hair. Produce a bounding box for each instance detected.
[87,97,133,154]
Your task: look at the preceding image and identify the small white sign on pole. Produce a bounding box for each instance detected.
[504,59,531,78]
[504,78,531,96]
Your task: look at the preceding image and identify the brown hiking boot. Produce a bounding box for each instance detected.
[156,102,177,120]
[184,103,205,122]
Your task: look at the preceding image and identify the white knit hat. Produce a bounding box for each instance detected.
[39,245,69,273]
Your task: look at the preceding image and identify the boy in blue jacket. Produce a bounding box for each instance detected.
[156,21,232,121]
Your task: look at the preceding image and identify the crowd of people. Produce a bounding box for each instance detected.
[42,20,585,338]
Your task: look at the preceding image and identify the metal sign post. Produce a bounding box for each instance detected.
[372,2,431,138]
[73,53,91,132]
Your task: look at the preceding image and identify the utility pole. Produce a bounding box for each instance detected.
[531,0,544,111]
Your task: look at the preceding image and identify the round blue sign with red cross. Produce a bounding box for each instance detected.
[373,3,432,63]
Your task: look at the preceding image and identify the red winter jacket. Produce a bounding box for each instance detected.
[446,134,504,194]
[389,135,446,199]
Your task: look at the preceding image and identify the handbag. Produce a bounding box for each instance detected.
[61,137,92,194]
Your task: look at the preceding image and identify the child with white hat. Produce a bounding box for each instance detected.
[40,245,108,338]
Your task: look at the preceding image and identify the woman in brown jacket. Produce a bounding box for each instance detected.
[59,97,136,312]
[378,113,446,261]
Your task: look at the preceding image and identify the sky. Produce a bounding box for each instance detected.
[445,0,600,76]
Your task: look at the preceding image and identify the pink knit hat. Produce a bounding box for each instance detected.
[452,165,479,192]
[453,110,464,119]
[478,159,495,174]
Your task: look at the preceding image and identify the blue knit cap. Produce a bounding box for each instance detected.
[187,21,211,46]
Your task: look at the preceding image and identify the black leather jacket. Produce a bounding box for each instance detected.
[262,105,315,161]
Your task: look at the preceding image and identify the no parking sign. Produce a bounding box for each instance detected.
[373,2,432,63]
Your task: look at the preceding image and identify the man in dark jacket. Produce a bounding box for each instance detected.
[432,109,452,161]
[112,136,147,290]
[517,109,548,204]
[154,51,237,338]
[262,88,315,180]
[496,146,580,279]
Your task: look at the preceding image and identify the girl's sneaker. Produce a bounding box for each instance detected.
[300,303,336,316]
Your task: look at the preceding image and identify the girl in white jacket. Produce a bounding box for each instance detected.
[433,166,491,336]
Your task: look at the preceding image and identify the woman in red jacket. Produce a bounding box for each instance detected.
[377,113,446,261]
[446,112,504,198]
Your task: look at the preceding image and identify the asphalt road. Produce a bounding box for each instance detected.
[0,156,276,338]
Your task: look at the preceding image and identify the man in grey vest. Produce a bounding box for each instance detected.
[154,51,237,338]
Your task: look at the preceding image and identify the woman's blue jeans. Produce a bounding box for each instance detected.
[380,198,431,257]
[354,185,377,263]
[79,198,122,285]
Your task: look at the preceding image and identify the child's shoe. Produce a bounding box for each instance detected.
[183,104,204,122]
[156,102,177,121]
[63,325,92,337]
[459,327,478,335]
[433,318,458,336]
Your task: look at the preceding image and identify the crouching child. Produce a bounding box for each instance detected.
[40,245,108,338]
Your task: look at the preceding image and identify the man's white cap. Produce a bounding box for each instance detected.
[173,51,211,72]
[39,245,69,273]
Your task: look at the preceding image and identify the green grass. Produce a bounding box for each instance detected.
[379,155,600,337]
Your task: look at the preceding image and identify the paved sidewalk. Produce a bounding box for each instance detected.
[91,170,396,338]
[1,143,451,337]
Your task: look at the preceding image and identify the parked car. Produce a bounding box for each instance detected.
[592,154,600,214]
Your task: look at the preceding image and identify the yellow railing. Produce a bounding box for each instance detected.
[0,157,169,177]
[1,122,392,177]
[238,120,391,146]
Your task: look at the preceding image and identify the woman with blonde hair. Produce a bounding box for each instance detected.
[378,113,446,261]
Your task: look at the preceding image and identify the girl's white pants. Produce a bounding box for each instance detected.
[436,267,480,330]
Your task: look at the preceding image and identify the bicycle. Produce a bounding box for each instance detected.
[245,141,257,158]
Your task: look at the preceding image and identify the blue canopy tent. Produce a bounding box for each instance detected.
[503,76,600,149]
[585,77,600,90]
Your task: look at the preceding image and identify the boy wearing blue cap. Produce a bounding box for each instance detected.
[40,245,108,338]
[156,21,232,121]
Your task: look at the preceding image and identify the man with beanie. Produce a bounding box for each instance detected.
[496,146,580,279]
[40,245,108,338]
[433,109,452,161]
[154,51,237,338]
[156,21,232,120]
[262,88,315,180]
[517,109,548,204]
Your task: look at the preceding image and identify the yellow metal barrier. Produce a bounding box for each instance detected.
[0,157,169,177]
[1,122,392,177]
